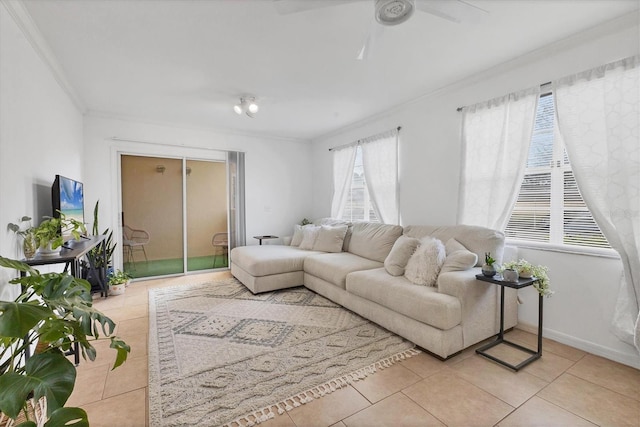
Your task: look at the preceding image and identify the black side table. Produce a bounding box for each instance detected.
[475,274,543,371]
[254,235,278,245]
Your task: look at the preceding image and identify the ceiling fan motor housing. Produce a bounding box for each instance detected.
[375,0,415,26]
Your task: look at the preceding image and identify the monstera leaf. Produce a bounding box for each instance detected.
[0,352,75,419]
[0,301,52,338]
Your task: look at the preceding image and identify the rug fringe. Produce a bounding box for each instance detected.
[221,347,421,427]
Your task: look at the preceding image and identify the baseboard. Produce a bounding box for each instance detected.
[516,322,640,369]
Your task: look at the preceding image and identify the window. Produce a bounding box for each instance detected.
[341,146,379,222]
[505,93,610,249]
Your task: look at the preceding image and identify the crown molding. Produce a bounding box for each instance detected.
[2,0,86,113]
[312,10,639,143]
[86,109,310,144]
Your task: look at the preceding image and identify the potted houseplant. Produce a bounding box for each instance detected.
[82,201,117,290]
[7,216,37,260]
[107,270,131,295]
[502,258,553,297]
[33,213,86,256]
[481,252,497,277]
[0,256,130,426]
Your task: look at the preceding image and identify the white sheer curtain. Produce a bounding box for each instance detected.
[330,145,357,219]
[458,88,540,230]
[553,56,640,353]
[362,128,399,224]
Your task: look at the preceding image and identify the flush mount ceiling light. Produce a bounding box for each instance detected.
[233,97,259,118]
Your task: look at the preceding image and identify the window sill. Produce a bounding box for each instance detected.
[506,239,619,259]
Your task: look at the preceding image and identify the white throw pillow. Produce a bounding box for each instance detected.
[299,225,320,250]
[441,238,478,273]
[384,235,420,276]
[313,225,348,253]
[290,224,304,246]
[404,237,446,286]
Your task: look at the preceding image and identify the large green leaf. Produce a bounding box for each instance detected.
[0,302,52,338]
[45,407,89,427]
[0,353,76,418]
[110,337,131,370]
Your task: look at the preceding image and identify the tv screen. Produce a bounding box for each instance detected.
[52,175,84,224]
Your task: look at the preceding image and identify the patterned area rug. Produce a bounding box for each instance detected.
[148,278,417,427]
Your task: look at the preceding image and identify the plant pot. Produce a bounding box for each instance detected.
[125,279,131,288]
[37,242,61,257]
[109,283,126,296]
[0,397,47,427]
[502,268,519,282]
[23,235,37,260]
[481,264,496,277]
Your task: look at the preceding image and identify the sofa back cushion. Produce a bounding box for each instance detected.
[313,225,349,253]
[347,222,404,262]
[403,225,505,266]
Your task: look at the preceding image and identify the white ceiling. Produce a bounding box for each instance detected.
[21,0,639,140]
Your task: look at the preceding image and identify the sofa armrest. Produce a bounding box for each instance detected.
[437,268,516,346]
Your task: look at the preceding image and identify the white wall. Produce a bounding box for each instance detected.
[310,14,640,368]
[0,4,84,300]
[83,115,313,268]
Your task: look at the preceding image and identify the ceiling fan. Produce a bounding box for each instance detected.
[274,0,488,60]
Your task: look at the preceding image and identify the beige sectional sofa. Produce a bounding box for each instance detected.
[230,221,517,359]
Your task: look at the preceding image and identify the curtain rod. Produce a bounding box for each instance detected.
[456,82,552,112]
[328,126,401,152]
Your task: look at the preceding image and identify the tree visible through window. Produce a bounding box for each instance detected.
[341,146,379,222]
[505,93,610,249]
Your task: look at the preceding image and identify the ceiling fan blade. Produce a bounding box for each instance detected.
[273,0,359,15]
[357,19,385,61]
[415,0,488,24]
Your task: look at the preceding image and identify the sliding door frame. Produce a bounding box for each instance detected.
[110,141,243,277]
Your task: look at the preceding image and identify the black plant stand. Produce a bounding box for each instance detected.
[474,274,543,371]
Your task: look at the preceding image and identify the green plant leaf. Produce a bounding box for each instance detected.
[110,337,130,370]
[0,256,38,275]
[44,407,89,427]
[0,302,52,338]
[15,421,37,427]
[0,353,75,418]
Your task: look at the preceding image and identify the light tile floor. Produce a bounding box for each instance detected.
[72,271,640,427]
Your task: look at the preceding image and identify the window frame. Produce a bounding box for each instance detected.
[504,92,617,258]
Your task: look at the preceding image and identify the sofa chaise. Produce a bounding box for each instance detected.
[230,221,517,359]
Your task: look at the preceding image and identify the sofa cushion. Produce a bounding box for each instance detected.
[403,225,505,266]
[313,225,349,253]
[346,222,404,262]
[304,252,383,289]
[299,225,321,250]
[404,237,446,286]
[230,245,322,277]
[347,268,461,330]
[384,235,419,276]
[441,238,478,273]
[290,224,306,247]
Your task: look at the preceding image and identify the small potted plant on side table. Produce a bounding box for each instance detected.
[108,270,131,295]
[502,258,553,297]
[482,252,497,277]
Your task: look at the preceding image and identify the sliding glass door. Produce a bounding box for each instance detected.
[186,159,228,272]
[121,155,185,278]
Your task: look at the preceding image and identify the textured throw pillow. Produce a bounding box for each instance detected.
[290,224,304,246]
[441,238,478,274]
[384,235,420,276]
[299,225,320,250]
[404,237,446,286]
[313,225,348,253]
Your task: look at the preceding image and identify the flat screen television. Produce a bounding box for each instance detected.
[52,175,84,225]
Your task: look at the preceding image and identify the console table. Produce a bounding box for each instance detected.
[475,274,543,371]
[21,235,108,296]
[20,235,107,364]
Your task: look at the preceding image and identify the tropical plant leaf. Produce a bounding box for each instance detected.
[45,407,89,427]
[0,256,38,275]
[0,302,52,338]
[25,353,76,417]
[110,337,131,370]
[15,421,37,427]
[0,353,74,418]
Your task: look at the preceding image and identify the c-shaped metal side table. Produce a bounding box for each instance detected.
[474,274,543,371]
